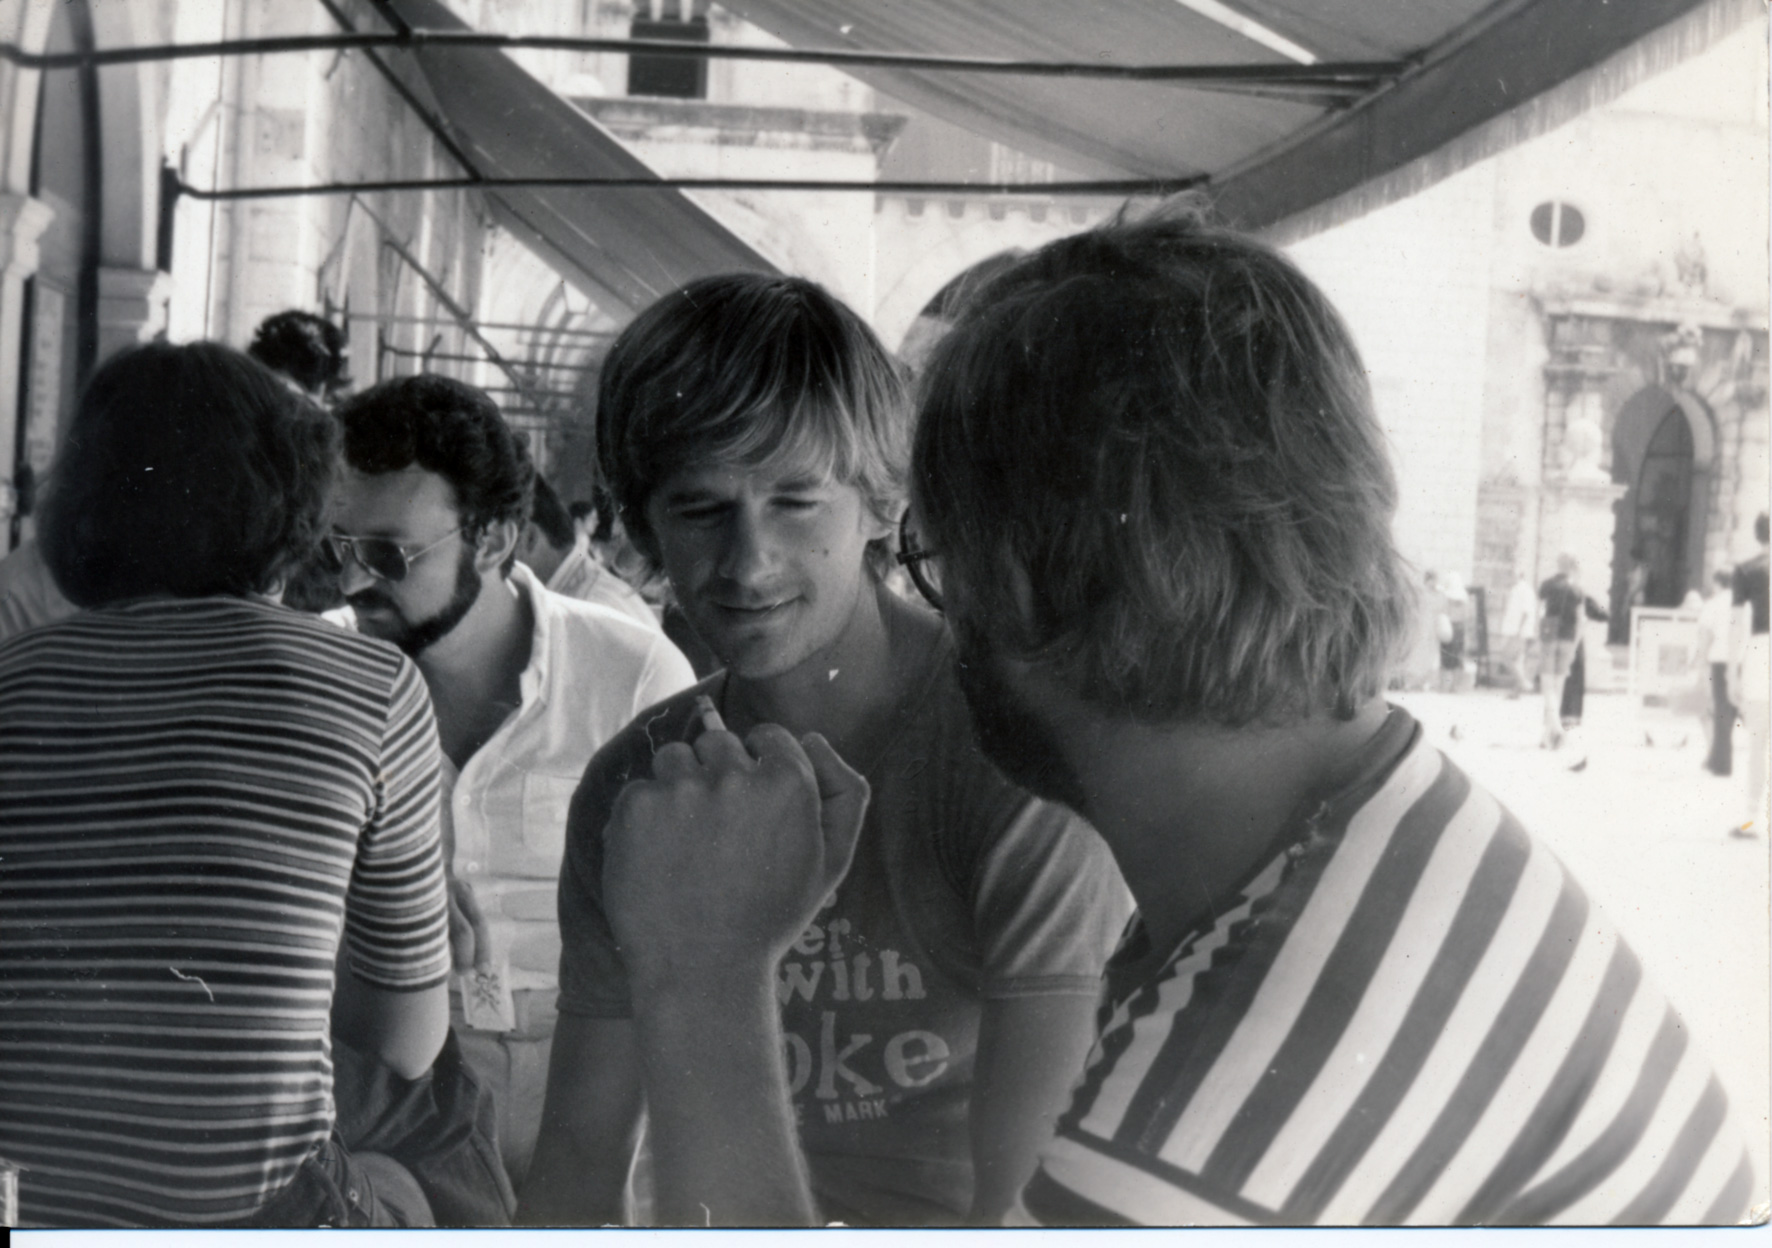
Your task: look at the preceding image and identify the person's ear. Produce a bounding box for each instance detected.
[472,517,522,574]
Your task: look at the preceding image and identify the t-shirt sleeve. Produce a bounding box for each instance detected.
[972,798,1132,1000]
[343,653,451,991]
[556,689,704,1018]
[632,633,698,721]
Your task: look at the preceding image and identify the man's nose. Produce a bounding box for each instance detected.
[715,510,780,584]
[335,547,377,596]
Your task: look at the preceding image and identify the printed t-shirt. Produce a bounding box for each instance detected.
[1016,707,1754,1227]
[556,635,1132,1225]
[0,598,451,1227]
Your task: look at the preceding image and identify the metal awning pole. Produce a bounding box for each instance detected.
[0,31,1400,92]
[172,174,1196,201]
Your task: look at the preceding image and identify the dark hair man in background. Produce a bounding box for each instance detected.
[0,343,449,1227]
[516,472,659,630]
[329,375,694,1189]
[522,273,1128,1227]
[586,209,1753,1226]
[248,309,352,406]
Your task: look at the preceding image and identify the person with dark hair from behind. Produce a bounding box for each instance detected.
[244,311,355,613]
[521,273,1129,1228]
[0,342,450,1227]
[516,472,659,630]
[328,375,694,1193]
[582,205,1754,1226]
[248,309,352,405]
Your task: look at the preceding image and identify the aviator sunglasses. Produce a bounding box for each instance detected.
[318,527,464,583]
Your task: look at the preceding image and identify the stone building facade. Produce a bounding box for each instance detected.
[1288,15,1768,683]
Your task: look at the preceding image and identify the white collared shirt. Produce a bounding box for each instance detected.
[444,563,695,992]
[543,535,660,630]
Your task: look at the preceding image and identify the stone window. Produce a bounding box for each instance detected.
[1530,200,1586,248]
[628,5,709,99]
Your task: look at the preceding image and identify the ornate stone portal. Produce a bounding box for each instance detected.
[1530,299,1767,687]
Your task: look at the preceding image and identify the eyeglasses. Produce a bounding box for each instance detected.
[896,511,943,612]
[319,526,464,583]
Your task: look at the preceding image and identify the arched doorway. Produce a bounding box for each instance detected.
[1607,387,1715,643]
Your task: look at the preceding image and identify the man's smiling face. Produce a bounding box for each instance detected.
[644,451,889,681]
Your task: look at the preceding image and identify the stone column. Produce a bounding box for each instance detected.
[95,264,173,365]
[0,192,56,545]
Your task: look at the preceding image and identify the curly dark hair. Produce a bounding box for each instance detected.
[335,374,534,540]
[39,341,338,607]
[247,310,350,398]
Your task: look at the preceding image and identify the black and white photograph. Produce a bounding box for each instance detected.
[0,0,1766,1238]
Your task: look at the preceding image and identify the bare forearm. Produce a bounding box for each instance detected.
[631,967,816,1227]
[520,1131,632,1226]
[517,1015,645,1226]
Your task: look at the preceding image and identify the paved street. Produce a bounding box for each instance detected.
[1393,686,1770,1209]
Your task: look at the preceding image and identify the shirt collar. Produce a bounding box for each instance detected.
[547,535,601,593]
[508,562,556,710]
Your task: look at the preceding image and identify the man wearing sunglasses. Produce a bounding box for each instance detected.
[582,208,1754,1227]
[329,375,696,1192]
[521,274,1128,1228]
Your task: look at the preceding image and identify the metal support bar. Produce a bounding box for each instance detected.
[0,30,1402,90]
[174,173,1195,201]
[356,198,544,409]
[345,309,613,336]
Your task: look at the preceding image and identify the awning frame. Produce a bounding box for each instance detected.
[0,28,1404,94]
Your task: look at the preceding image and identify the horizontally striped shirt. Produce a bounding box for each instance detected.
[1019,708,1754,1227]
[0,597,451,1228]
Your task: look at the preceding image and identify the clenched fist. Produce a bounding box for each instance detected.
[602,721,869,987]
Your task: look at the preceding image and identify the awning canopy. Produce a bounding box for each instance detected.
[55,0,1746,298]
[379,0,776,317]
[717,0,1742,234]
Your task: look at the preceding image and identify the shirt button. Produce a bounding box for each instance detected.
[464,862,480,874]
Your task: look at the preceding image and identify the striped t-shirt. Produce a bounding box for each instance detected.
[1020,708,1754,1227]
[0,597,452,1227]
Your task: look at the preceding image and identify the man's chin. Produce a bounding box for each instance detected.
[348,603,409,642]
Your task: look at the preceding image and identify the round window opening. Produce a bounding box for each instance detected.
[1530,201,1586,248]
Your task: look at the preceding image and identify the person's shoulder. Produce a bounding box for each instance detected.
[239,601,424,695]
[579,565,661,626]
[541,577,677,662]
[580,674,719,791]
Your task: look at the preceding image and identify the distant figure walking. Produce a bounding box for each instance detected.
[1696,568,1737,775]
[1539,554,1607,767]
